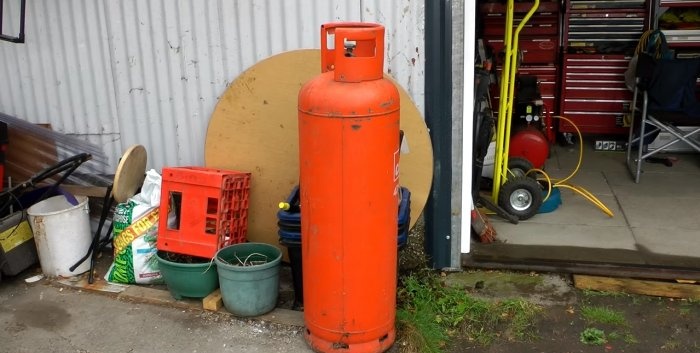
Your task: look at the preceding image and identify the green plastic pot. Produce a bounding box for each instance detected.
[215,243,281,317]
[156,251,219,300]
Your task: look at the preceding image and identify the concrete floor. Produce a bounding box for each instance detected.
[0,274,308,353]
[472,137,700,270]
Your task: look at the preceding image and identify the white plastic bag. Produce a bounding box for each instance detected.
[130,169,162,208]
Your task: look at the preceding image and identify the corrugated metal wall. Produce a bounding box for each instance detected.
[0,0,120,168]
[0,0,424,172]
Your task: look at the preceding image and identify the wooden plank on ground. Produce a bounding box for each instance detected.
[574,274,700,300]
[202,289,223,311]
[54,277,128,294]
[256,308,305,328]
[118,286,200,310]
[462,256,700,281]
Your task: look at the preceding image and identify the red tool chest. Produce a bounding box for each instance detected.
[483,12,559,37]
[558,0,650,134]
[485,37,559,66]
[563,1,647,54]
[559,54,632,134]
[476,0,700,136]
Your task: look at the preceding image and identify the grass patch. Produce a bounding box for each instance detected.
[396,303,448,353]
[580,305,628,327]
[631,296,642,305]
[581,289,628,298]
[679,299,698,316]
[623,332,638,344]
[496,299,541,341]
[607,331,637,344]
[395,270,542,353]
[578,305,636,346]
[662,339,681,350]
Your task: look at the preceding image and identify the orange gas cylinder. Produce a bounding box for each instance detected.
[298,22,400,353]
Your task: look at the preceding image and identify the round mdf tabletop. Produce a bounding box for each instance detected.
[205,49,433,247]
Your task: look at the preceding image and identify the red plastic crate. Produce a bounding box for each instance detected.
[157,166,250,258]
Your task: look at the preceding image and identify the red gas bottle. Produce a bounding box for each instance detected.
[298,22,400,353]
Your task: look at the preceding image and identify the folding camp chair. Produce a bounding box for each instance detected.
[626,53,700,183]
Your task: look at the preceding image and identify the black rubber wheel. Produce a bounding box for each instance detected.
[508,157,535,178]
[498,176,543,220]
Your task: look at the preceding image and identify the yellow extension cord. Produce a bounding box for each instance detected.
[523,115,614,218]
[634,29,666,59]
[534,30,667,217]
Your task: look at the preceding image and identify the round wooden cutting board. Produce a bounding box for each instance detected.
[112,144,147,203]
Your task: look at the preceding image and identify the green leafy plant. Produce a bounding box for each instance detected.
[396,304,448,353]
[396,274,449,353]
[396,273,452,352]
[580,327,607,345]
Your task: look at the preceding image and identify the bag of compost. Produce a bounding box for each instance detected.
[105,169,164,284]
[106,208,162,284]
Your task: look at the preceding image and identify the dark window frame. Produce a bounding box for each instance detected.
[0,0,27,43]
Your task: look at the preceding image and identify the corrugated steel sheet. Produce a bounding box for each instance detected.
[363,0,425,108]
[0,0,424,172]
[0,0,120,170]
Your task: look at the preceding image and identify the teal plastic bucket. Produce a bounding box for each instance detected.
[215,243,282,317]
[156,251,219,300]
[538,187,562,214]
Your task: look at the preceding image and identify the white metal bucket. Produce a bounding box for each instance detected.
[27,195,92,277]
